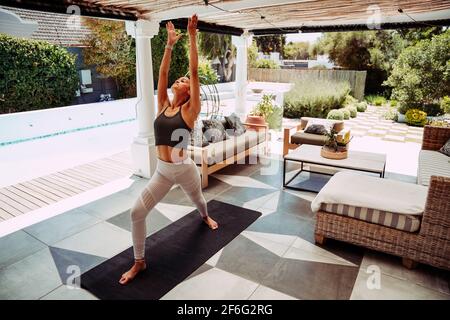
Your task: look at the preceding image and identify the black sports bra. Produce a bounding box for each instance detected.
[154,105,193,149]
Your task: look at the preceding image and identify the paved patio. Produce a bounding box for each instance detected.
[0,104,448,300]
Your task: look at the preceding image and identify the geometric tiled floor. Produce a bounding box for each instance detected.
[0,154,449,300]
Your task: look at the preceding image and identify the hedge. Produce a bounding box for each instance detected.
[283,80,350,118]
[0,34,79,114]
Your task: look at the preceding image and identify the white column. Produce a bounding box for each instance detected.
[232,31,252,120]
[126,20,160,178]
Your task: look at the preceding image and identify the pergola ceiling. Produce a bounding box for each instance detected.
[2,0,450,35]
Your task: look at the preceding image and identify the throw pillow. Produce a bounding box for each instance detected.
[202,119,229,143]
[225,113,246,136]
[304,124,328,135]
[190,119,209,147]
[439,138,450,157]
[304,118,334,134]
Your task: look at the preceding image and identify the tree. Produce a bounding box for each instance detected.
[198,32,235,82]
[255,35,286,54]
[312,30,406,95]
[384,30,450,106]
[283,41,310,60]
[313,31,405,72]
[82,18,136,98]
[398,26,447,45]
[247,40,259,68]
[151,27,189,88]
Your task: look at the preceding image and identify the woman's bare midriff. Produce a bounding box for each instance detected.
[156,145,188,163]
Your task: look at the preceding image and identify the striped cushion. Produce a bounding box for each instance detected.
[417,150,450,186]
[320,203,421,232]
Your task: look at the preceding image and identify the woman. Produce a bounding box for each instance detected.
[119,14,218,285]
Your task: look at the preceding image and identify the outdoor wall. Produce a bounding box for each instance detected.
[0,98,139,146]
[248,68,367,101]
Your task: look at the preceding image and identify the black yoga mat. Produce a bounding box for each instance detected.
[81,200,261,300]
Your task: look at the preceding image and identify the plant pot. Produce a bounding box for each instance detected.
[245,115,267,131]
[397,113,405,123]
[320,146,348,160]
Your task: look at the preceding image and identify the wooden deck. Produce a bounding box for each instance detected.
[0,152,133,222]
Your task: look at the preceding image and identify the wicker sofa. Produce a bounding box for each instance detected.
[314,125,450,270]
[283,117,344,156]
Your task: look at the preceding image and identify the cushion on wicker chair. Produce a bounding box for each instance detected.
[319,203,421,232]
[291,131,328,145]
[417,150,450,186]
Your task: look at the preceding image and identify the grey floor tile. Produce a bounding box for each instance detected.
[49,246,106,283]
[270,190,315,219]
[0,230,46,269]
[202,176,232,196]
[79,192,137,220]
[216,235,281,284]
[40,285,98,300]
[350,268,450,300]
[360,250,450,295]
[107,208,172,236]
[262,258,359,300]
[215,187,278,207]
[186,264,214,281]
[0,248,61,300]
[247,211,313,237]
[51,222,132,259]
[24,209,101,245]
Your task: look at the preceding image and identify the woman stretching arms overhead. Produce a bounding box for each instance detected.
[119,14,218,285]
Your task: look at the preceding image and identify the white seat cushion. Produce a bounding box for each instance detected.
[417,150,450,186]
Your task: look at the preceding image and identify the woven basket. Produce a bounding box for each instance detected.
[320,146,348,159]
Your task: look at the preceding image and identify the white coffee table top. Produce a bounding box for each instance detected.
[285,145,386,174]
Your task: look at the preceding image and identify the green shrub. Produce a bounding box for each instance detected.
[283,80,350,118]
[327,109,344,120]
[373,96,386,106]
[390,100,398,107]
[383,108,398,120]
[345,105,357,118]
[355,101,367,112]
[343,94,358,107]
[341,108,351,120]
[254,59,280,69]
[405,109,427,127]
[0,34,78,113]
[365,95,386,105]
[441,96,450,114]
[385,31,450,107]
[198,59,219,84]
[421,103,443,117]
[397,103,410,114]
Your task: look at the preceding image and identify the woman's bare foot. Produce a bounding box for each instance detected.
[119,260,147,285]
[203,216,218,230]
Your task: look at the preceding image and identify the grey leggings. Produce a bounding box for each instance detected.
[131,157,208,259]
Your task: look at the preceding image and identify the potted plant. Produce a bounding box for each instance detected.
[321,129,352,159]
[246,94,281,131]
[396,103,408,123]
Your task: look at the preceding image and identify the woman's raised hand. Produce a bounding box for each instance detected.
[166,21,182,46]
[187,14,198,37]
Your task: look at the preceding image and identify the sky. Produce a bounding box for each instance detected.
[285,32,323,44]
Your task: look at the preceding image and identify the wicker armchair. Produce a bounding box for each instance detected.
[315,125,450,270]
